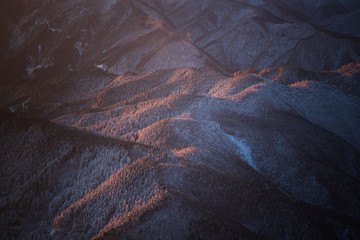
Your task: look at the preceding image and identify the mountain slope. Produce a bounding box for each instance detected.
[1,62,360,239]
[2,1,360,239]
[1,111,360,239]
[1,0,360,83]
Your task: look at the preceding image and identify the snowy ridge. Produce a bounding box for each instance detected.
[228,135,257,171]
[1,0,360,239]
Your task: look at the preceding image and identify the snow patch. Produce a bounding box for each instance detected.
[48,27,62,33]
[26,67,36,76]
[66,64,74,72]
[9,98,30,113]
[95,64,107,71]
[26,63,52,76]
[22,99,30,109]
[229,135,257,170]
[75,41,87,56]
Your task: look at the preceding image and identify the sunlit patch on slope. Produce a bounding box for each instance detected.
[173,146,198,158]
[53,156,169,239]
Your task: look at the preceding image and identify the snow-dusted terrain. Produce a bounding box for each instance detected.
[1,0,360,239]
[1,0,360,80]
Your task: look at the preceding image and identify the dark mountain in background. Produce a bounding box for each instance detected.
[1,0,360,82]
[1,0,360,239]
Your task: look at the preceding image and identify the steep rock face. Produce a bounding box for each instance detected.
[1,0,360,83]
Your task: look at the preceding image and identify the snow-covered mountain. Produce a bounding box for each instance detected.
[1,0,360,239]
[1,0,360,80]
